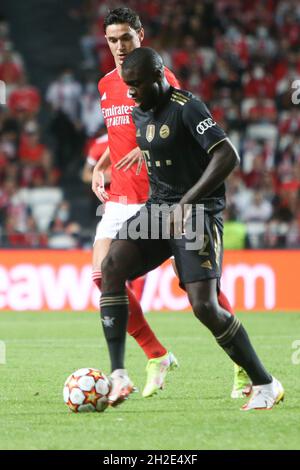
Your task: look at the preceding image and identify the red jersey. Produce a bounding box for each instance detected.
[86,134,108,166]
[0,61,23,84]
[98,67,179,203]
[19,135,46,164]
[8,86,41,114]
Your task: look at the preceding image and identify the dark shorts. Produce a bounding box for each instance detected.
[114,199,224,287]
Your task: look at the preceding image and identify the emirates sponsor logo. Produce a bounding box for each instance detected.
[102,104,134,128]
[102,104,134,119]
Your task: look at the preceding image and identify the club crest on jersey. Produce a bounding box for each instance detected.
[146,124,155,142]
[159,124,170,139]
[127,89,132,98]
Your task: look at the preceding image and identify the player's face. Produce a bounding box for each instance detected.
[122,68,160,112]
[105,23,144,68]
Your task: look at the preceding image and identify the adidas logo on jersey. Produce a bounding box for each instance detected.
[200,260,212,270]
[101,92,107,101]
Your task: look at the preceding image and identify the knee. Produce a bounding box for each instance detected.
[191,299,217,323]
[190,298,231,335]
[101,252,119,281]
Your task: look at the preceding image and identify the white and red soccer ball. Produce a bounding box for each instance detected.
[63,368,111,412]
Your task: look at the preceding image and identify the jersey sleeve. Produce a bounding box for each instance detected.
[164,67,181,88]
[87,141,108,165]
[182,98,227,153]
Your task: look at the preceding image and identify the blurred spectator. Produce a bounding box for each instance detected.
[226,170,253,220]
[2,178,28,237]
[8,76,41,119]
[53,200,71,225]
[243,65,276,99]
[0,42,24,91]
[0,124,19,164]
[243,190,273,248]
[46,70,85,171]
[48,201,85,248]
[18,120,53,186]
[223,206,247,249]
[4,213,47,248]
[243,190,273,224]
[279,108,300,135]
[46,69,82,124]
[245,97,277,123]
[243,154,266,188]
[80,79,105,137]
[80,22,102,70]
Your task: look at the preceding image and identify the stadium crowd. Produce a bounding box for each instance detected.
[0,0,299,249]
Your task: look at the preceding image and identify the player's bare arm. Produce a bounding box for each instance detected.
[180,139,239,205]
[169,140,239,235]
[82,161,94,184]
[92,146,111,202]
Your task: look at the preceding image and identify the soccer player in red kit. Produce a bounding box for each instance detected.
[92,7,250,402]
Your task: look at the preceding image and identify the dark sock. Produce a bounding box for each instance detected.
[100,291,129,372]
[215,316,272,385]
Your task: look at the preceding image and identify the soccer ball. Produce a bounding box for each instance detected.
[63,368,111,413]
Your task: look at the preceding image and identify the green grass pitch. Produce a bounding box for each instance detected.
[0,311,299,450]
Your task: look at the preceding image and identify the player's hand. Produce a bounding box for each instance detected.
[114,147,144,175]
[92,168,109,203]
[169,203,192,237]
[168,204,185,237]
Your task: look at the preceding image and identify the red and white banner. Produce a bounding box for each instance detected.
[0,250,299,312]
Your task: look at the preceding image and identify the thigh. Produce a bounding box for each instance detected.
[111,238,171,280]
[94,201,144,241]
[113,205,172,279]
[105,238,145,280]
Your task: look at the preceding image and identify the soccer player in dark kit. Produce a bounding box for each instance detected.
[100,47,284,410]
[95,7,251,401]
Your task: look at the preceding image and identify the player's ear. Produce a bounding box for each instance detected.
[154,68,163,82]
[138,28,144,44]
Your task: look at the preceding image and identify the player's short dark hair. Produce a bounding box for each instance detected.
[122,47,164,75]
[103,7,142,32]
